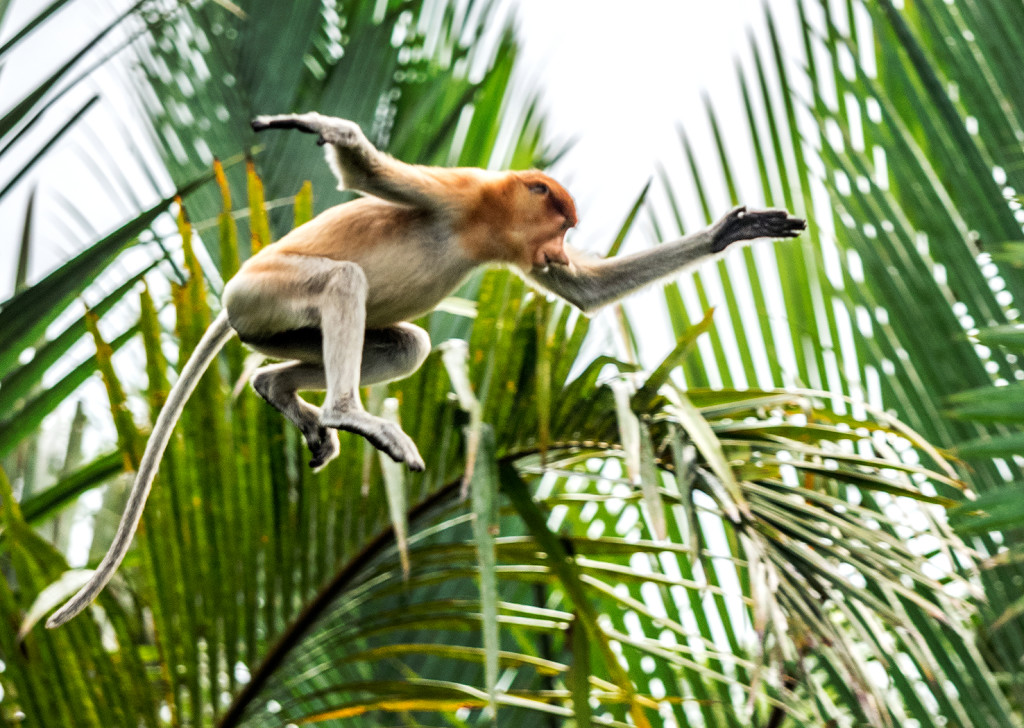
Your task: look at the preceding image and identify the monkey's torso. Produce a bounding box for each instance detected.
[225,197,480,339]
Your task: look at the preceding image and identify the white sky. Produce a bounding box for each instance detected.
[513,0,799,248]
[510,1,806,379]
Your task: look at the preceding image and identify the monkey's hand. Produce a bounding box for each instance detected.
[251,113,364,148]
[710,206,806,253]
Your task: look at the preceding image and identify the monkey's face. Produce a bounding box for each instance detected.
[514,171,577,270]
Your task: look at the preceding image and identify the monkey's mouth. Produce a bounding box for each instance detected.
[533,240,570,269]
[533,256,563,274]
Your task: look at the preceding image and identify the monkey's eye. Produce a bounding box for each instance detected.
[528,182,549,195]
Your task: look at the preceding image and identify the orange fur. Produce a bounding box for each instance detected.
[454,170,577,268]
[242,167,578,325]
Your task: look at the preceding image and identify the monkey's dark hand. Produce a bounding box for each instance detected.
[710,206,806,253]
[252,113,363,148]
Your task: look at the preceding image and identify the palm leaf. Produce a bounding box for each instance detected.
[5,1,1020,726]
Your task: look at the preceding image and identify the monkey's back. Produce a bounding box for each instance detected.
[235,197,478,329]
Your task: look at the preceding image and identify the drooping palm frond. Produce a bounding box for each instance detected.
[0,468,166,727]
[652,0,1024,700]
[211,361,986,727]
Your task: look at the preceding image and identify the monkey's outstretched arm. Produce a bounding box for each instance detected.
[529,206,806,313]
[252,113,448,210]
[47,311,235,628]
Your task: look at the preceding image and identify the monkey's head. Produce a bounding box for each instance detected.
[510,171,578,270]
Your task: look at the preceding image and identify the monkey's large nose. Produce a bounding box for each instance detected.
[534,237,570,267]
[545,249,569,266]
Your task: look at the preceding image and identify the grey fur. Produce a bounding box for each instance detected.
[529,206,806,312]
[46,311,235,628]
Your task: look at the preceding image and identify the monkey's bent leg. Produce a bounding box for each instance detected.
[361,324,432,385]
[252,361,339,470]
[248,324,430,469]
[225,256,424,471]
[316,266,424,470]
[242,324,432,383]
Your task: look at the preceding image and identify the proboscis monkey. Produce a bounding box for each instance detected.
[46,112,806,628]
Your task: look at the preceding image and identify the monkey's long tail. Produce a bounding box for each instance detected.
[47,310,235,628]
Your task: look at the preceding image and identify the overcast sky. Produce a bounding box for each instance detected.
[513,0,800,249]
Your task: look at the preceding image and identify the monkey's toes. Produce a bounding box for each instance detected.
[251,113,320,134]
[406,451,426,472]
[370,423,425,472]
[307,429,340,472]
[378,441,425,471]
[386,434,425,472]
[323,410,425,472]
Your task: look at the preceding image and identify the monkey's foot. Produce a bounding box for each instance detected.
[251,113,361,148]
[304,427,340,472]
[320,408,425,472]
[711,206,807,252]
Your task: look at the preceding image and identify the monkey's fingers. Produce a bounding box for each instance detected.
[786,216,808,237]
[756,209,807,239]
[712,207,806,251]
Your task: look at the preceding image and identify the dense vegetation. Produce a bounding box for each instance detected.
[1,1,1022,726]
